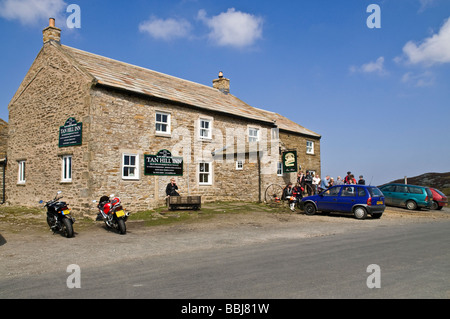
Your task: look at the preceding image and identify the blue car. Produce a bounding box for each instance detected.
[300,185,385,219]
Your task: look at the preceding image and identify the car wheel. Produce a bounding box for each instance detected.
[431,201,439,210]
[304,202,316,216]
[406,200,417,210]
[353,206,367,220]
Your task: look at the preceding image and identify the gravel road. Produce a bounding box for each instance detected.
[1,205,449,280]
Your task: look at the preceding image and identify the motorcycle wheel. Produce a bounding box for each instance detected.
[117,218,126,235]
[61,218,74,238]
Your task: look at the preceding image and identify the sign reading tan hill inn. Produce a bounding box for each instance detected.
[145,149,183,176]
[59,117,82,148]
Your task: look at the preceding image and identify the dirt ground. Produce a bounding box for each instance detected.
[1,204,449,279]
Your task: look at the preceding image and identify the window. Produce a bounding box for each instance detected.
[236,160,243,170]
[248,127,259,142]
[122,154,139,179]
[155,112,170,134]
[18,161,26,184]
[199,162,212,185]
[323,187,340,196]
[199,119,212,139]
[306,141,314,154]
[277,162,283,176]
[62,155,72,182]
[342,186,356,197]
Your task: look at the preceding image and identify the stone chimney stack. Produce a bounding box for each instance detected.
[212,71,230,94]
[43,18,61,44]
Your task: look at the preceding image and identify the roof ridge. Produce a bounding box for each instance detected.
[61,45,221,93]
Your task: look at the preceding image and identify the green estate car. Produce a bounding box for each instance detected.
[378,183,433,210]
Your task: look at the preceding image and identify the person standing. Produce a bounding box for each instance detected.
[318,175,330,193]
[313,174,321,194]
[358,175,366,185]
[304,171,313,196]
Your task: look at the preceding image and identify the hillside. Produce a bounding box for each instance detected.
[389,172,450,196]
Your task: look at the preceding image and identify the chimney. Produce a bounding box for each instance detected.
[212,71,230,94]
[43,18,61,44]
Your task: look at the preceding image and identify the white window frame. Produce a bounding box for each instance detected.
[236,160,244,170]
[61,155,72,182]
[122,153,140,180]
[18,160,26,184]
[155,111,171,134]
[277,162,283,176]
[198,162,212,185]
[306,141,314,154]
[248,127,260,143]
[199,118,212,140]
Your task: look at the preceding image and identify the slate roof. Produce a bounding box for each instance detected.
[60,44,320,138]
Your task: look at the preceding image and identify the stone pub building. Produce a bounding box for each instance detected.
[5,19,321,215]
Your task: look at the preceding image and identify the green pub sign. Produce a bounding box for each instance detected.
[59,118,82,148]
[145,149,183,176]
[282,150,298,173]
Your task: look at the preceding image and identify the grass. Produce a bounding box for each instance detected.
[0,201,291,231]
[128,201,287,227]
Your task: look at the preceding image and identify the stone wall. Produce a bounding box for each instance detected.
[86,86,279,214]
[6,42,93,211]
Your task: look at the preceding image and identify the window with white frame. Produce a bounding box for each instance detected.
[306,141,314,154]
[61,155,72,182]
[122,153,139,179]
[155,112,170,134]
[18,160,26,184]
[248,127,259,142]
[277,162,283,176]
[199,162,212,185]
[236,160,243,170]
[199,118,212,139]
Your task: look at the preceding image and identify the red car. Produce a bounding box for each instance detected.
[430,188,448,210]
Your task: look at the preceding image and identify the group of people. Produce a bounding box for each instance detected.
[283,171,366,201]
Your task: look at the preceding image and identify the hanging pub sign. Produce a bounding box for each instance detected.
[59,117,82,148]
[282,150,298,173]
[145,149,183,176]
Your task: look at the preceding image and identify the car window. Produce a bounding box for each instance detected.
[368,187,383,197]
[426,188,433,198]
[408,186,423,194]
[395,185,408,193]
[433,189,445,196]
[341,186,356,197]
[381,185,395,192]
[357,188,366,197]
[323,187,340,196]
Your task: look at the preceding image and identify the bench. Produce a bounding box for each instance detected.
[167,196,201,211]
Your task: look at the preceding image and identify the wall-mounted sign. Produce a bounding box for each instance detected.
[282,150,297,173]
[145,149,183,176]
[59,117,82,148]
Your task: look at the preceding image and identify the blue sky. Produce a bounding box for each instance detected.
[1,0,449,186]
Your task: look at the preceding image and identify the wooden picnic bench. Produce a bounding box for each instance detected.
[167,196,201,211]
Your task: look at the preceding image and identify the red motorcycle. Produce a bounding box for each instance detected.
[94,194,129,235]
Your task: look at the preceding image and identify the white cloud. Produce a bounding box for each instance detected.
[400,17,450,66]
[139,16,192,41]
[197,8,263,48]
[401,71,435,87]
[0,0,67,25]
[350,57,387,75]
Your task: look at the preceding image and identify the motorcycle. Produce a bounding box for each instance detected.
[41,191,75,238]
[288,187,303,212]
[93,194,129,235]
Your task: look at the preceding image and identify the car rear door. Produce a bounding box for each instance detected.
[338,186,357,212]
